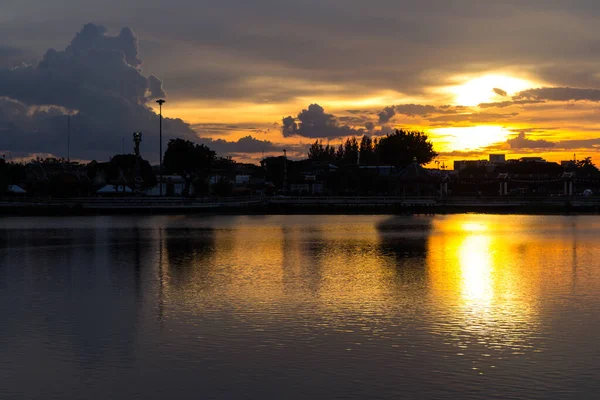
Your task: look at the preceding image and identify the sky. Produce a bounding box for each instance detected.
[2,0,600,168]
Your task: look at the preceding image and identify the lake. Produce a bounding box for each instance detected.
[1,214,599,399]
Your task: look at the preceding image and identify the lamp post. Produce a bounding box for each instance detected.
[283,149,287,194]
[156,99,166,196]
[133,132,143,193]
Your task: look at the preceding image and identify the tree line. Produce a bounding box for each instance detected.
[307,129,437,167]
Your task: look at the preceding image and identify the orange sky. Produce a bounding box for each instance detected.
[154,72,600,168]
[4,4,600,167]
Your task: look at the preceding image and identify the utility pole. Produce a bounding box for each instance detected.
[283,149,287,194]
[67,115,71,162]
[156,99,166,196]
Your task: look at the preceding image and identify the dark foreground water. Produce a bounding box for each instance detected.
[1,214,600,399]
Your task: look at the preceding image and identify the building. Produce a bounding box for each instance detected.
[561,160,576,167]
[489,154,506,163]
[453,154,507,172]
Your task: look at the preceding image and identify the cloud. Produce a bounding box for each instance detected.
[198,135,283,154]
[556,138,600,149]
[0,46,36,69]
[377,104,471,124]
[515,87,600,102]
[438,150,488,158]
[5,0,600,106]
[507,132,555,149]
[282,103,363,138]
[377,106,396,124]
[428,112,518,124]
[377,104,441,123]
[0,23,195,162]
[478,99,546,108]
[493,88,507,97]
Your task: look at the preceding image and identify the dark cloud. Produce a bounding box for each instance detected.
[365,121,375,131]
[556,138,600,149]
[377,106,397,124]
[493,88,507,97]
[0,46,36,68]
[198,135,282,154]
[515,87,600,102]
[377,104,470,124]
[192,123,272,137]
[282,103,363,138]
[507,132,555,149]
[377,104,441,123]
[0,24,195,162]
[5,1,600,104]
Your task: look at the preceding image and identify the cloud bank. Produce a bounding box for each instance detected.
[0,23,196,162]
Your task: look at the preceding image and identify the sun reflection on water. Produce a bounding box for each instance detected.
[459,234,493,304]
[427,215,542,366]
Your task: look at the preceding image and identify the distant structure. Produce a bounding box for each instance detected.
[133,132,142,157]
[454,154,507,171]
[133,132,143,191]
[453,154,554,171]
[518,156,546,163]
[489,154,506,163]
[561,160,576,167]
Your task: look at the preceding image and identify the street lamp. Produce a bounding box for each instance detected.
[156,99,166,196]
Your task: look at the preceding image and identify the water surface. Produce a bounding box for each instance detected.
[1,214,599,399]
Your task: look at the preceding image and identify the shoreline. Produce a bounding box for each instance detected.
[1,196,599,216]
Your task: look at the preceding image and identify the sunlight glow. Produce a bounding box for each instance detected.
[450,74,534,106]
[431,125,510,151]
[459,234,493,302]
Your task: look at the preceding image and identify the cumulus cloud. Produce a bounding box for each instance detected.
[282,103,362,138]
[515,87,600,102]
[507,132,555,149]
[0,23,196,162]
[493,88,507,97]
[377,106,397,124]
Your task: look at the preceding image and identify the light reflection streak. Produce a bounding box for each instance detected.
[427,215,540,360]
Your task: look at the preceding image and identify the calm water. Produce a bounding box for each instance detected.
[1,214,600,399]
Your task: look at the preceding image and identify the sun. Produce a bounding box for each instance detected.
[431,125,511,152]
[449,74,534,106]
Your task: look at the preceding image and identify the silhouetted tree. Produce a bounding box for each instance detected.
[359,135,374,165]
[163,139,216,196]
[0,159,7,192]
[576,157,599,177]
[375,129,437,167]
[308,140,336,162]
[342,137,359,165]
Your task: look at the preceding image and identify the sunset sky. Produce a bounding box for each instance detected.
[2,1,600,167]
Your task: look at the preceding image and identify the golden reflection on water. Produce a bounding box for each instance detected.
[458,234,493,304]
[157,215,598,363]
[161,216,404,312]
[427,215,549,361]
